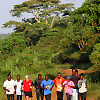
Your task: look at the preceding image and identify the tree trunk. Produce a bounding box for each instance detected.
[77,43,82,50]
[51,15,56,28]
[32,12,40,23]
[80,41,84,49]
[46,18,48,24]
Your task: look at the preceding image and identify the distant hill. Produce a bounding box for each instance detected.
[0,33,11,40]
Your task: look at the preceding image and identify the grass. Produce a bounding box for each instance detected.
[87,82,100,100]
[84,72,100,100]
[55,63,73,69]
[71,63,93,70]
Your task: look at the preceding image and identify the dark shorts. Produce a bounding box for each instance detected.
[7,94,14,100]
[45,94,51,100]
[24,91,32,97]
[57,91,63,100]
[79,92,86,99]
[66,93,71,100]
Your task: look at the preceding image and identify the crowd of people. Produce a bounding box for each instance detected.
[3,69,88,100]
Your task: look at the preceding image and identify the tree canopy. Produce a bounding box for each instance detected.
[1,0,100,81]
[10,0,74,23]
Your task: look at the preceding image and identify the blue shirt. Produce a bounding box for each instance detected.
[41,79,54,95]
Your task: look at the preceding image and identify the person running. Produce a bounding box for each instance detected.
[78,73,88,100]
[34,74,44,100]
[15,75,23,100]
[73,60,76,68]
[70,69,80,100]
[62,76,75,100]
[54,72,65,100]
[3,75,16,100]
[41,75,54,100]
[21,75,34,100]
[75,70,80,77]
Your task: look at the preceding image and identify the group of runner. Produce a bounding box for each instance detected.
[3,69,88,100]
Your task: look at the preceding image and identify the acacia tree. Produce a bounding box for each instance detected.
[9,0,74,24]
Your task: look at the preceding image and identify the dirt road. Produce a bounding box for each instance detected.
[61,69,92,77]
[22,87,93,100]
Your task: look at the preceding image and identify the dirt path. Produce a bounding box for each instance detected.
[61,69,92,77]
[21,87,93,100]
[15,69,93,100]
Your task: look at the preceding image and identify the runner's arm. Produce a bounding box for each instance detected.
[62,81,66,88]
[40,86,47,89]
[33,80,38,88]
[14,81,17,93]
[3,82,10,92]
[62,78,65,83]
[21,82,24,91]
[85,80,88,88]
[31,81,34,88]
[32,81,34,86]
[53,79,57,87]
[70,85,75,88]
[61,78,65,88]
[3,87,10,92]
[14,85,17,94]
[78,80,82,88]
[40,81,47,89]
[50,81,54,90]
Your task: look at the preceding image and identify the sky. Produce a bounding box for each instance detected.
[0,0,85,34]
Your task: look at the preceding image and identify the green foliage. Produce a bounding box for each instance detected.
[66,0,100,51]
[72,0,100,32]
[2,21,21,28]
[89,43,100,73]
[0,0,100,99]
[8,0,74,25]
[0,35,26,56]
[84,73,100,100]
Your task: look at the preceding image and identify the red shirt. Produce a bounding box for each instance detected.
[22,80,33,92]
[54,77,65,91]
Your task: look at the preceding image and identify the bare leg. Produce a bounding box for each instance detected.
[26,96,29,100]
[29,98,32,100]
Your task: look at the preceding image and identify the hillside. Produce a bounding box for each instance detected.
[0,33,10,40]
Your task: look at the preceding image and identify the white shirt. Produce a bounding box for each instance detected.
[79,83,87,93]
[15,80,23,95]
[3,79,16,94]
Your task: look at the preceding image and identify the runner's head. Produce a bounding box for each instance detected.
[7,74,11,81]
[72,69,76,75]
[80,73,84,80]
[57,72,61,79]
[17,75,20,80]
[45,75,48,81]
[25,75,29,82]
[67,76,70,82]
[75,69,78,74]
[38,74,42,80]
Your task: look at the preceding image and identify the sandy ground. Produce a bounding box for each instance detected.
[15,87,93,100]
[61,69,92,77]
[14,69,93,100]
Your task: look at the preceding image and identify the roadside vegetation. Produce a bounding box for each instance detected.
[0,0,100,99]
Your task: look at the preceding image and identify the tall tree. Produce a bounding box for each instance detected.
[65,0,100,51]
[72,0,100,32]
[10,0,74,24]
